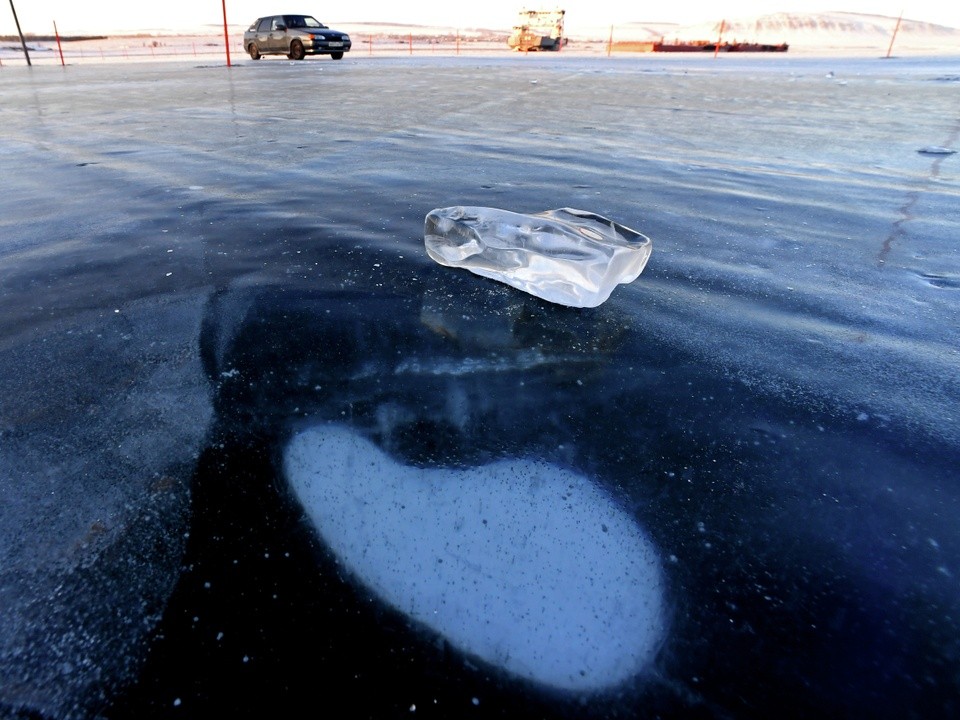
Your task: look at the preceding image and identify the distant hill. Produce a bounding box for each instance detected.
[591,12,960,52]
[337,12,960,51]
[0,34,107,42]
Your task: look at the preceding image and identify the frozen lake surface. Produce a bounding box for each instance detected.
[1,54,959,718]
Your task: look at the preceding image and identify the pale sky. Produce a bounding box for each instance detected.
[4,1,959,36]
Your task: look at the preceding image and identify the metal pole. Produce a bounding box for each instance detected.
[714,19,725,59]
[221,0,231,67]
[54,20,65,66]
[8,0,31,66]
[885,11,903,58]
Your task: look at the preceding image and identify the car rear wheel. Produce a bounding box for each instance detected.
[247,43,261,60]
[288,40,305,60]
[331,52,344,60]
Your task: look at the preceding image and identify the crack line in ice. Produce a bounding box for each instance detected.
[878,120,960,266]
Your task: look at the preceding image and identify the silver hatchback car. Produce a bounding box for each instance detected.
[244,14,351,60]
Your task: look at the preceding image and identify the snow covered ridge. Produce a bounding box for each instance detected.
[748,12,957,34]
[623,12,960,48]
[583,12,960,49]
[330,12,960,43]
[340,12,959,54]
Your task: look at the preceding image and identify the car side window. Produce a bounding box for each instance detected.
[271,17,285,31]
[257,18,270,32]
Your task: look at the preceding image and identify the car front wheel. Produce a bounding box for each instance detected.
[331,51,344,60]
[247,43,261,60]
[288,40,305,60]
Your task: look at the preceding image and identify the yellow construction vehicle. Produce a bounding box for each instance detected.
[507,8,566,51]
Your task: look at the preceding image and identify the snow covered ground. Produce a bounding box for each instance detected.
[1,53,958,718]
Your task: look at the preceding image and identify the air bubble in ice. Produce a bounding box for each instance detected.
[284,424,665,693]
[424,207,653,308]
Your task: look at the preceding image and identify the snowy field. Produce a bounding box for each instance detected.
[1,54,958,718]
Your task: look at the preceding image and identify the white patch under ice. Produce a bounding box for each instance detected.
[283,424,665,693]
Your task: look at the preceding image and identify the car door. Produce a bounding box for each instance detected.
[268,16,288,53]
[253,17,273,52]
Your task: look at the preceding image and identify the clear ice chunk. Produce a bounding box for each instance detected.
[424,207,653,308]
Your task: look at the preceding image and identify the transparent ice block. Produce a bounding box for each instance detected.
[424,207,652,308]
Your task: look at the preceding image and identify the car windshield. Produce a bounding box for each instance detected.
[285,15,325,29]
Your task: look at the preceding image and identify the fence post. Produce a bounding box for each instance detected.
[606,25,613,57]
[885,11,902,58]
[714,19,725,58]
[409,33,413,55]
[54,20,65,65]
[221,0,232,67]
[7,0,31,66]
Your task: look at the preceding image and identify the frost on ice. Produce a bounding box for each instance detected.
[424,207,653,308]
